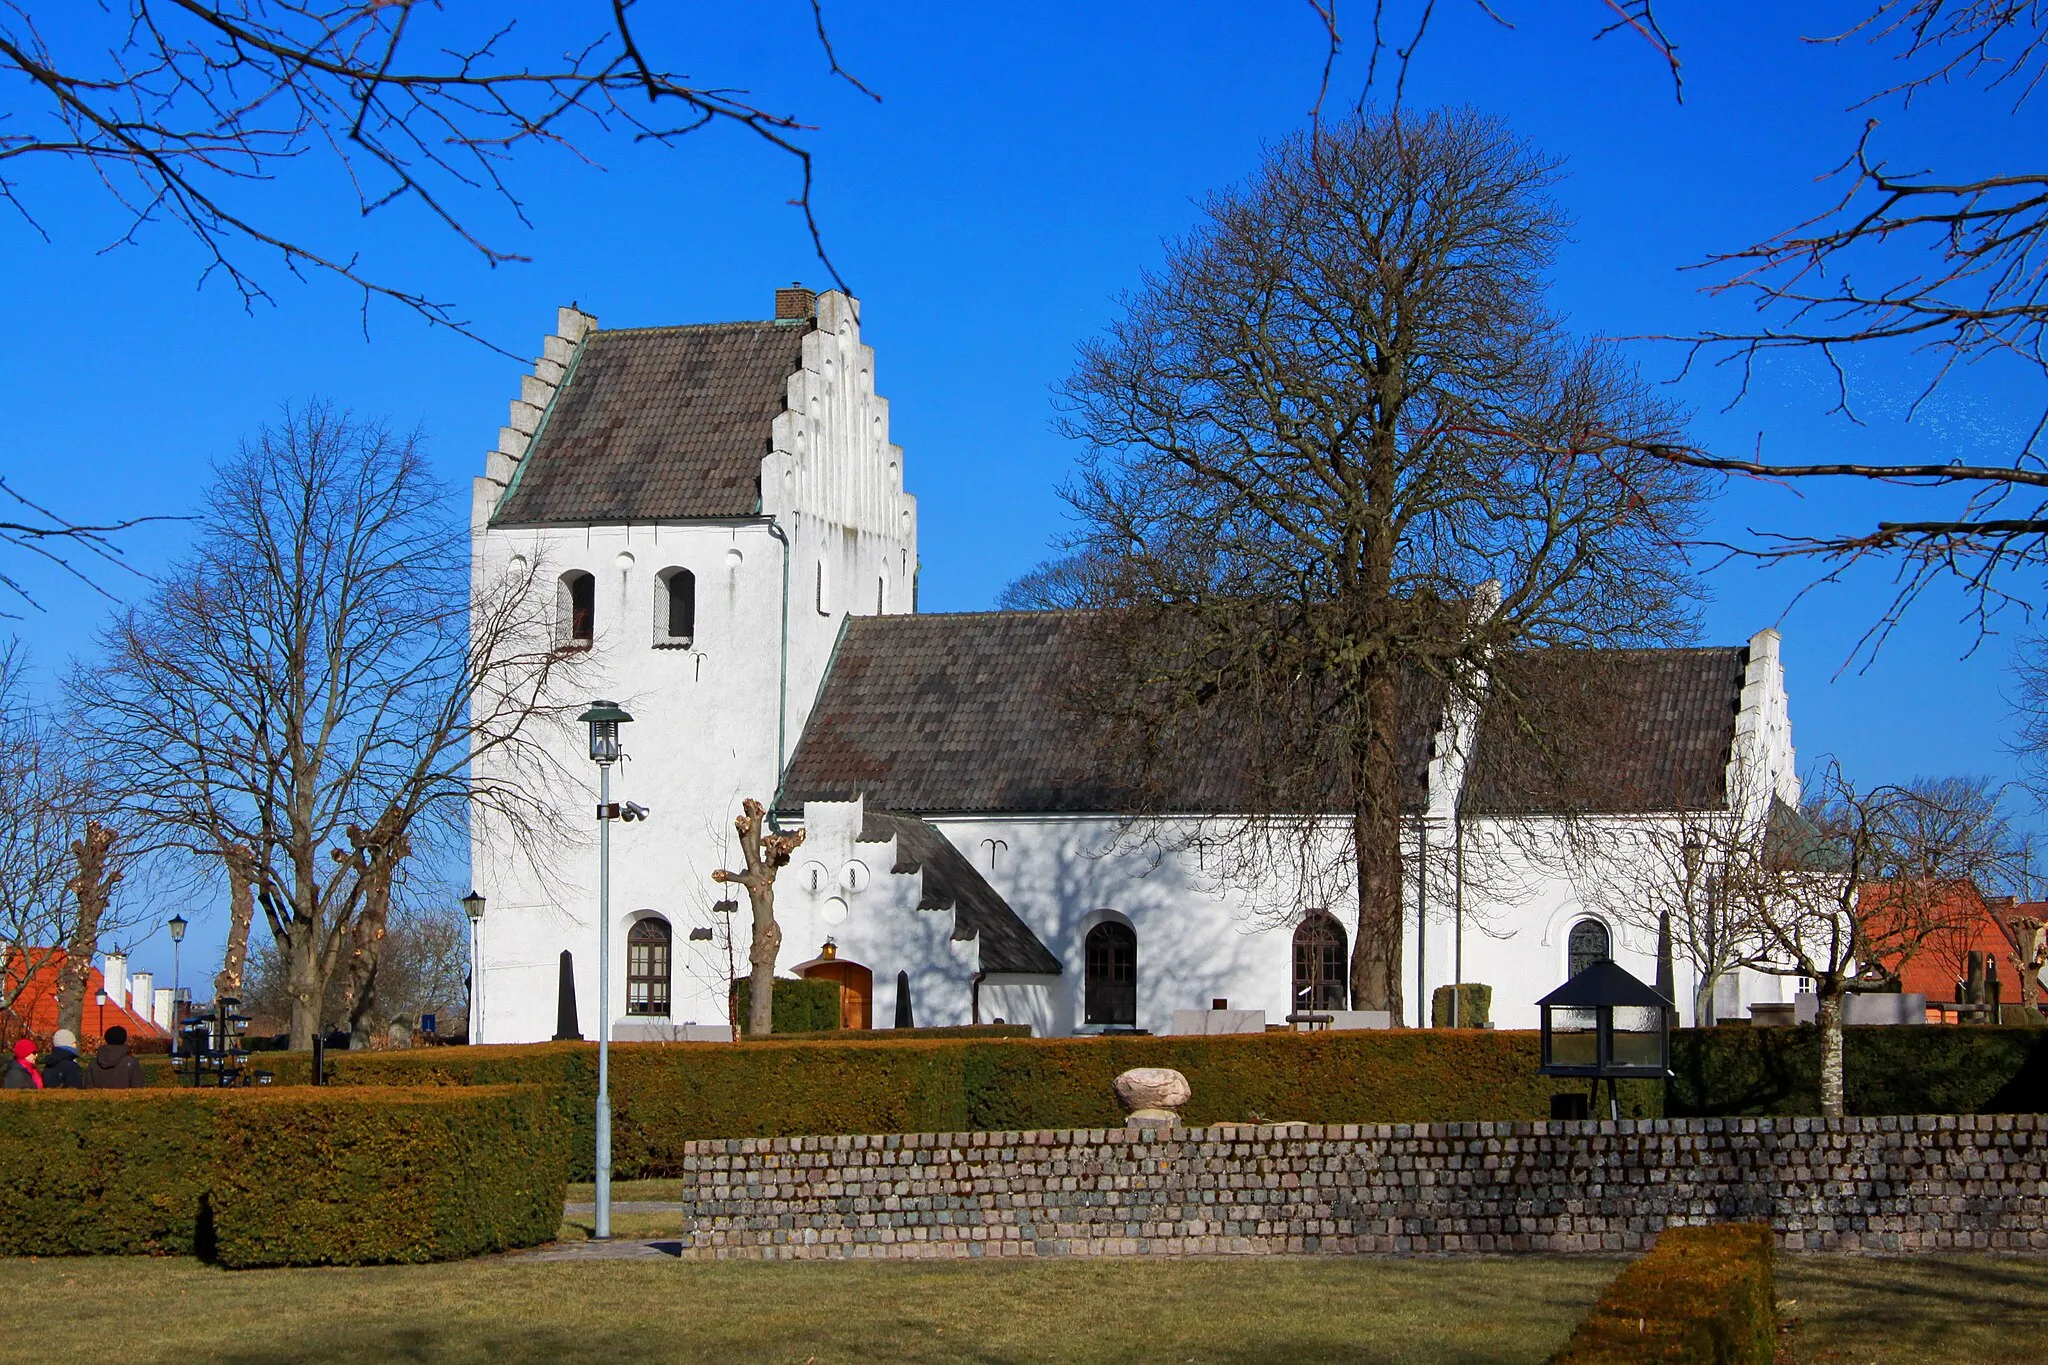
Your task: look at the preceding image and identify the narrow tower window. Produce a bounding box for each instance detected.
[558,571,595,649]
[1567,918,1611,981]
[1292,910,1348,1012]
[1084,920,1137,1027]
[656,567,696,646]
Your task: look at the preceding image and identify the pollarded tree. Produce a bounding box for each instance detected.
[713,799,805,1038]
[1030,109,1713,1018]
[77,403,588,1049]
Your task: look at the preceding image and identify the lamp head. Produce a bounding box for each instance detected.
[460,889,487,923]
[167,914,187,944]
[578,700,634,764]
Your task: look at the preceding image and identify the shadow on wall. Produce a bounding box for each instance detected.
[982,823,1276,1031]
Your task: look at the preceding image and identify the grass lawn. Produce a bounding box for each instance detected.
[0,1255,1618,1364]
[1777,1254,2048,1363]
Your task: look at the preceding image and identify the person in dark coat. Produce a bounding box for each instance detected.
[2,1038,43,1090]
[88,1025,145,1089]
[40,1029,85,1089]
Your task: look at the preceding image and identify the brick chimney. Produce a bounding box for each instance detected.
[775,283,817,322]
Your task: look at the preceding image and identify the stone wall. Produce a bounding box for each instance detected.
[668,1113,2048,1260]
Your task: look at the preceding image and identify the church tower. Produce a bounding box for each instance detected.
[468,288,917,1041]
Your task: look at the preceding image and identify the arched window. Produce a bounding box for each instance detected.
[626,917,671,1016]
[655,567,695,646]
[1084,920,1137,1027]
[558,570,595,649]
[1567,918,1611,981]
[1292,910,1348,1012]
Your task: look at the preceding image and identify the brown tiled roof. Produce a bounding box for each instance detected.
[1462,647,1748,815]
[783,614,1750,818]
[778,611,1437,815]
[492,322,809,525]
[856,810,1062,975]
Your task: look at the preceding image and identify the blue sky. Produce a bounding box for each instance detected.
[5,2,2042,977]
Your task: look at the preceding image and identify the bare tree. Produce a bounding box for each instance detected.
[0,644,80,1024]
[1030,109,1710,1017]
[1721,764,2012,1117]
[52,819,122,1041]
[712,798,804,1038]
[76,403,586,1049]
[0,3,876,344]
[243,895,470,1037]
[1328,4,2048,633]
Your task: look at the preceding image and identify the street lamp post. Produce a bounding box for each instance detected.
[578,700,633,1242]
[461,891,486,1044]
[167,914,187,1043]
[95,987,107,1040]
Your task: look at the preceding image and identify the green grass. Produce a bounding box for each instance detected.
[0,1255,1616,1364]
[1777,1254,2048,1363]
[564,1178,685,1203]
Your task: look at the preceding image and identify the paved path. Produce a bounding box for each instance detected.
[511,1237,688,1262]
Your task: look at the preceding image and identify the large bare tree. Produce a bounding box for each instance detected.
[76,403,585,1049]
[1026,109,1711,1018]
[0,2,874,344]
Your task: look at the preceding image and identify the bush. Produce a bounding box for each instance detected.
[209,1085,567,1267]
[1551,1223,1775,1363]
[277,1030,1666,1179]
[1431,983,1492,1029]
[1668,1025,2048,1117]
[0,1085,567,1265]
[729,976,842,1034]
[0,1091,220,1255]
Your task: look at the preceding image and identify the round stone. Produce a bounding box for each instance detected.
[1114,1067,1191,1115]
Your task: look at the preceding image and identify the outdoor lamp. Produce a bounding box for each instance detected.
[167,914,187,944]
[461,890,487,923]
[1537,958,1674,1120]
[95,988,107,1007]
[580,700,633,764]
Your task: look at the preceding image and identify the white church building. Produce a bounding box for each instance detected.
[468,289,1805,1043]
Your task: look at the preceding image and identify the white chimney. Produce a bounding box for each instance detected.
[153,987,174,1031]
[129,971,153,1022]
[102,952,127,1010]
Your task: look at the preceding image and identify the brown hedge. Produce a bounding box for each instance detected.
[257,1029,1662,1179]
[1551,1223,1776,1364]
[0,1086,567,1265]
[208,1085,568,1268]
[0,1091,220,1255]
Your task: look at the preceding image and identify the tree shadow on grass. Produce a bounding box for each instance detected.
[1781,1255,2048,1361]
[209,1324,652,1365]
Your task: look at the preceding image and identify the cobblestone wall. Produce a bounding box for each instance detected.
[668,1113,2048,1260]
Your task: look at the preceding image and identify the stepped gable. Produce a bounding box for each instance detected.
[778,610,1437,815]
[1463,646,1750,815]
[492,320,810,525]
[857,810,1062,975]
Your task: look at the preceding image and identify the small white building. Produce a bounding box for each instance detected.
[469,290,1805,1042]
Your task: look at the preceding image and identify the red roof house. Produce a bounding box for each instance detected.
[1,948,170,1047]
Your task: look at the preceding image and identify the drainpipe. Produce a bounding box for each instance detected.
[971,968,987,1025]
[765,517,793,814]
[1453,802,1465,1028]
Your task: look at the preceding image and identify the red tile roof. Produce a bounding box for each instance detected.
[1,948,169,1045]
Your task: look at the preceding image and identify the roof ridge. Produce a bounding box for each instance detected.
[592,319,802,336]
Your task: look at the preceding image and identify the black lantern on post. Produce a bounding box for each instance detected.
[1537,958,1674,1120]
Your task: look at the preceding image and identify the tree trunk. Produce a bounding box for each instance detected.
[215,843,259,1003]
[1693,971,1719,1030]
[747,887,781,1038]
[344,816,409,1047]
[56,821,121,1039]
[1817,989,1846,1120]
[1350,666,1405,1020]
[286,925,323,1052]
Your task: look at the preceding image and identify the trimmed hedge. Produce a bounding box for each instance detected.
[0,1086,567,1265]
[209,1085,568,1267]
[266,1030,1664,1179]
[1669,1025,2048,1117]
[731,976,842,1034]
[1551,1223,1776,1364]
[0,1091,218,1255]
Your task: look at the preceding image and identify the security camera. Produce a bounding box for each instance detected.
[620,801,650,822]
